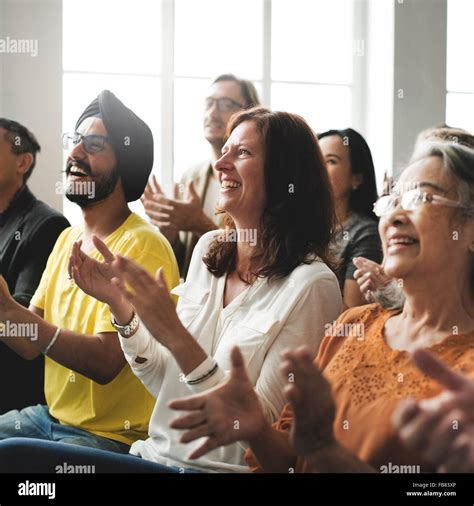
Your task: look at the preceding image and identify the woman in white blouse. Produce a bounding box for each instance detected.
[0,108,342,472]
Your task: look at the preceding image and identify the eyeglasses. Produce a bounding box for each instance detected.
[62,132,110,154]
[374,189,470,217]
[204,97,245,113]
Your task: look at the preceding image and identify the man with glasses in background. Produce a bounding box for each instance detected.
[141,74,260,279]
[0,91,179,453]
[0,118,69,415]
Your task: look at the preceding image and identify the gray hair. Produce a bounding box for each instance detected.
[411,141,474,220]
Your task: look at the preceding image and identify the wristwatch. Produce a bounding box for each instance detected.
[111,312,139,338]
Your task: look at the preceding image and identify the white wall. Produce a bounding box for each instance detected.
[363,0,447,184]
[0,0,63,212]
[392,0,447,176]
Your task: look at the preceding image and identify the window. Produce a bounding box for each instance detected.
[63,0,161,221]
[173,0,263,180]
[174,0,263,79]
[63,0,357,223]
[446,0,474,132]
[271,0,353,133]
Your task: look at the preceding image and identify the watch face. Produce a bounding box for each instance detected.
[111,313,138,337]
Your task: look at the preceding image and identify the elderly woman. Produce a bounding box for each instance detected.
[0,108,342,472]
[353,125,474,309]
[167,141,474,473]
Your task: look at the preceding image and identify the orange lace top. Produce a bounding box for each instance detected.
[246,303,474,472]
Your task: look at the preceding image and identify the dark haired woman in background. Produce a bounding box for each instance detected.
[318,128,382,307]
[0,108,342,472]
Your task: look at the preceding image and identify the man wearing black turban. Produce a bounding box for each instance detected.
[66,89,154,205]
[0,91,180,454]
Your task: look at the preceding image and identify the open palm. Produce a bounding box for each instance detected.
[281,347,335,458]
[68,236,118,305]
[168,347,267,459]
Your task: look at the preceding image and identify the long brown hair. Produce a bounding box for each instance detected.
[204,107,337,283]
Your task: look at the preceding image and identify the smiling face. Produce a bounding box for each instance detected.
[214,120,266,226]
[203,80,246,148]
[65,117,121,208]
[319,134,362,203]
[379,156,473,283]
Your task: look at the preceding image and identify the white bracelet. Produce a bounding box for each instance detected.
[185,362,219,385]
[184,357,219,385]
[42,327,61,356]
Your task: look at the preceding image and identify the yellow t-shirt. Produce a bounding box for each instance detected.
[30,212,180,446]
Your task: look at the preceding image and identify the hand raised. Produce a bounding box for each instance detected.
[141,177,179,244]
[68,235,119,305]
[157,180,203,232]
[353,257,391,302]
[168,347,267,460]
[111,255,182,348]
[393,349,474,471]
[281,346,335,458]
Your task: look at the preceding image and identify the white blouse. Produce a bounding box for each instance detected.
[119,230,342,472]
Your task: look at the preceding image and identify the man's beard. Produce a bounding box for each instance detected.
[65,159,121,208]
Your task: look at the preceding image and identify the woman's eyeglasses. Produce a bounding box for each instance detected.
[62,132,110,154]
[374,189,470,217]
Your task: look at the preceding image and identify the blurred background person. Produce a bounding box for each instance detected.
[0,118,69,414]
[412,124,474,156]
[317,128,382,308]
[141,74,260,279]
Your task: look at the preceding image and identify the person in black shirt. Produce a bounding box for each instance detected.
[318,128,383,308]
[0,118,69,413]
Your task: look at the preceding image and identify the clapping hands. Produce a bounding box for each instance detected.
[393,349,474,472]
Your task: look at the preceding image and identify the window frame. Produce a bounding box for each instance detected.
[63,0,368,188]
